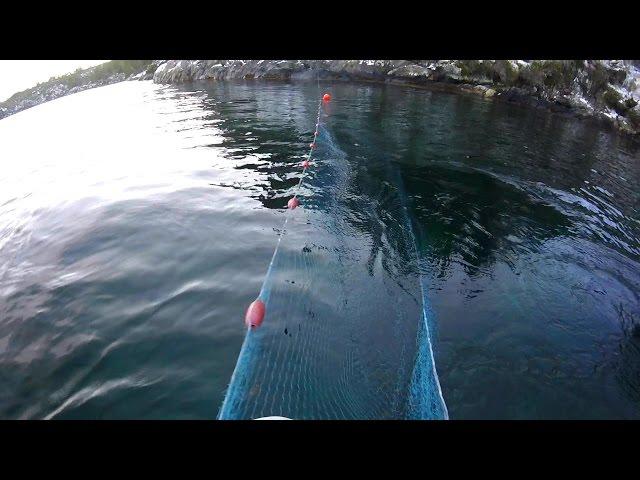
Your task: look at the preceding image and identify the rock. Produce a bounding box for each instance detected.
[327,60,394,79]
[554,95,573,108]
[501,87,530,102]
[431,61,463,83]
[627,107,640,128]
[603,87,630,115]
[493,60,520,85]
[484,88,496,98]
[603,61,628,84]
[387,64,432,81]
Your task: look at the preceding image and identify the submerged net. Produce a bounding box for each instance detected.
[218,96,447,420]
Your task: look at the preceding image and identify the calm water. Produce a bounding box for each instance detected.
[0,81,639,419]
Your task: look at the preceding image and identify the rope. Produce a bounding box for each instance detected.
[257,97,322,305]
[218,78,327,419]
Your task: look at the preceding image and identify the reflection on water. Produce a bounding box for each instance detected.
[0,80,638,418]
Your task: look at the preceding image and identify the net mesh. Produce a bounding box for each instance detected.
[218,105,447,420]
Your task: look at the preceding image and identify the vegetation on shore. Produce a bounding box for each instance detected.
[2,59,639,138]
[0,60,156,119]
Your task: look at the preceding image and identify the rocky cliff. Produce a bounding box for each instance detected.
[153,60,640,137]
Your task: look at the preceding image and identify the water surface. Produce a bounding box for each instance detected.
[0,80,638,419]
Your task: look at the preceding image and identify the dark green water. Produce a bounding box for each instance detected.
[0,80,638,419]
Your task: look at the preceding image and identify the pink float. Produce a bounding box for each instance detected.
[245,299,266,328]
[288,197,300,210]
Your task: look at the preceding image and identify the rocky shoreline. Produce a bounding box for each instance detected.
[152,60,640,138]
[2,60,639,139]
[0,60,158,120]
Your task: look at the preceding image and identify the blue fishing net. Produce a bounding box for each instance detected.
[218,109,447,420]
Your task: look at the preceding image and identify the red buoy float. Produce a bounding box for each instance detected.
[245,299,265,328]
[323,93,331,102]
[301,160,310,168]
[309,142,316,149]
[287,197,300,209]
